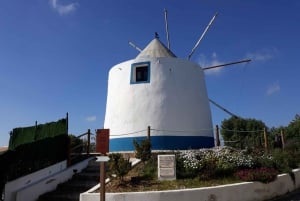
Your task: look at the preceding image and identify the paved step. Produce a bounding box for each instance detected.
[83,165,99,173]
[57,180,99,192]
[38,191,79,201]
[72,172,99,180]
[38,158,100,201]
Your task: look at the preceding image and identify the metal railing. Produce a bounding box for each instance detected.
[68,129,95,166]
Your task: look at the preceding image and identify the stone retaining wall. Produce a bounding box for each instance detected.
[80,168,300,201]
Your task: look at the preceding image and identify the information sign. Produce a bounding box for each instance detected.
[96,129,109,154]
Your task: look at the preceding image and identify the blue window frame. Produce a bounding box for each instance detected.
[130,62,150,84]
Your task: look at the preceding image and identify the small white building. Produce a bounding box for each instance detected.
[104,37,214,151]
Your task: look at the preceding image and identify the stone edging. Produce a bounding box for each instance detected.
[80,168,300,201]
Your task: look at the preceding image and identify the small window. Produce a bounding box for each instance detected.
[136,66,148,82]
[131,62,150,84]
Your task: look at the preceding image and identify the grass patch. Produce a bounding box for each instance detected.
[105,158,240,193]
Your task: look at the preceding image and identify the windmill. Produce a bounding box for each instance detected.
[105,9,249,151]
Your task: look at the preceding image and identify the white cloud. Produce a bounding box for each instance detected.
[49,0,79,15]
[246,48,278,62]
[266,82,280,96]
[86,115,97,122]
[198,52,223,75]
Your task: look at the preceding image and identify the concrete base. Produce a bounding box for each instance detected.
[80,168,300,201]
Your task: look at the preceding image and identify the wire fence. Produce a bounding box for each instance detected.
[94,126,292,152]
[217,126,293,151]
[109,127,214,137]
[110,129,148,137]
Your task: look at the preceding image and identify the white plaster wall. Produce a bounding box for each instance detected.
[5,158,93,201]
[4,160,66,201]
[80,168,300,201]
[104,57,213,138]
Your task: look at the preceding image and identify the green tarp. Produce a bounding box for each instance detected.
[8,118,67,150]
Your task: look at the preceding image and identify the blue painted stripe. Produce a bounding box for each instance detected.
[109,136,214,151]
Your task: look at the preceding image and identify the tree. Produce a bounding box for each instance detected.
[133,139,152,163]
[269,126,284,149]
[221,117,266,149]
[286,114,300,139]
[283,114,300,153]
[108,153,131,183]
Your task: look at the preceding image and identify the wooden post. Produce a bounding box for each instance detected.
[281,129,285,150]
[263,127,268,151]
[67,136,71,167]
[66,112,69,134]
[147,126,151,140]
[87,129,91,155]
[100,160,106,201]
[96,129,110,201]
[215,125,220,147]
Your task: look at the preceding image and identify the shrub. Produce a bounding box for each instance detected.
[176,147,256,180]
[270,149,294,172]
[252,154,275,169]
[176,150,200,179]
[108,153,131,182]
[133,139,151,163]
[235,167,278,183]
[215,159,235,177]
[199,158,218,180]
[176,148,252,179]
[213,147,254,169]
[140,157,156,180]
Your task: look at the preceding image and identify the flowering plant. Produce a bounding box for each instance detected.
[235,167,278,183]
[176,147,256,179]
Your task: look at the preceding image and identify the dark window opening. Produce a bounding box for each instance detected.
[130,61,150,84]
[136,66,148,82]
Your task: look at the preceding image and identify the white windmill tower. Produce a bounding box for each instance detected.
[104,11,250,151]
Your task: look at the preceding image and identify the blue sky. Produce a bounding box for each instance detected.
[0,0,299,146]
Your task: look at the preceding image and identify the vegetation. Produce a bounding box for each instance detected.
[221,114,300,151]
[133,139,152,163]
[69,134,84,153]
[108,153,131,182]
[235,167,278,183]
[221,117,266,149]
[177,147,282,183]
[107,145,300,192]
[106,114,300,192]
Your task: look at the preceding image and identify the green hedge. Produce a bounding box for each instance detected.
[0,134,69,199]
[9,118,67,150]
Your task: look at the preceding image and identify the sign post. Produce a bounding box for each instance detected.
[96,129,109,154]
[96,129,110,201]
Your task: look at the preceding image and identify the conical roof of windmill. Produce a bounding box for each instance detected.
[136,37,176,59]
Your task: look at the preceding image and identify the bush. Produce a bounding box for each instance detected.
[213,147,254,169]
[215,159,235,177]
[140,157,156,180]
[252,154,276,169]
[270,149,295,172]
[176,151,200,179]
[175,147,297,180]
[235,167,278,183]
[176,147,255,180]
[133,139,151,163]
[108,153,131,182]
[199,158,218,180]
